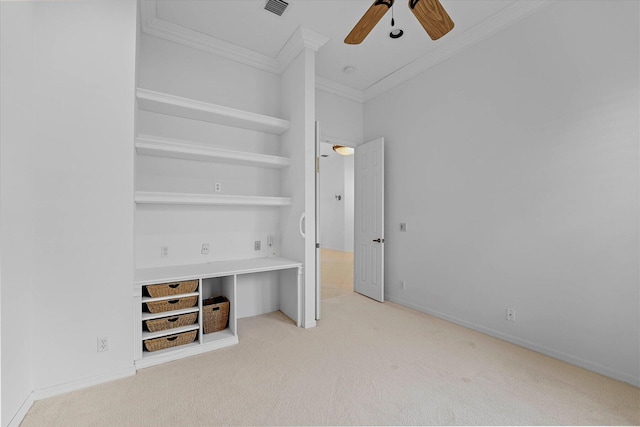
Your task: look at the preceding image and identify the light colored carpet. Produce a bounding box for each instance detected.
[22,294,639,426]
[321,249,353,300]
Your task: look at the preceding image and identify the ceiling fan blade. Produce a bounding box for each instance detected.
[409,0,454,40]
[344,0,394,45]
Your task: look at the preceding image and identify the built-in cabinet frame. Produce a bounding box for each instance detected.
[133,87,305,367]
[134,257,302,369]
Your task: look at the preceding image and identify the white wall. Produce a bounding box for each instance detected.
[135,34,283,268]
[25,0,137,395]
[1,3,35,425]
[316,90,363,144]
[365,0,639,385]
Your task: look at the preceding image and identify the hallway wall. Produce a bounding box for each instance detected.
[319,144,354,252]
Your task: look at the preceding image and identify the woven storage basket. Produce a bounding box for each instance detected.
[146,296,198,314]
[144,330,197,352]
[146,280,198,298]
[144,312,198,333]
[203,296,229,334]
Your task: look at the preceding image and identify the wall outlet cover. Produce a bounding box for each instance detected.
[97,337,109,352]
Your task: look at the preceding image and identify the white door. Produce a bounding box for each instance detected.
[354,137,384,302]
[315,122,321,320]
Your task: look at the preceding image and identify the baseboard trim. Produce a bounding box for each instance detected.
[386,295,640,388]
[7,392,34,427]
[31,366,136,402]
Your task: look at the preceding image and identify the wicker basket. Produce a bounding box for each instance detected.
[143,330,197,352]
[145,296,198,314]
[203,296,230,334]
[144,312,198,333]
[146,280,198,298]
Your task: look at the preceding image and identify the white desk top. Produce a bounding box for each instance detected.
[134,257,302,285]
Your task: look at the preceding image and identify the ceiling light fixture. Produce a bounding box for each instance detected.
[332,145,355,156]
[389,28,404,38]
[343,66,355,74]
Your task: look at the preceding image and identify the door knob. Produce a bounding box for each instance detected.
[372,238,384,243]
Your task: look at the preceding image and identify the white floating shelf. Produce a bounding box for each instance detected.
[142,307,200,321]
[142,324,200,340]
[135,135,290,168]
[135,191,292,207]
[136,88,290,135]
[142,292,200,304]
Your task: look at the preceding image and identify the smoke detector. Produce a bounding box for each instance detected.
[264,0,289,16]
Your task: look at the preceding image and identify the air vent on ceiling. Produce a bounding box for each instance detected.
[264,0,288,16]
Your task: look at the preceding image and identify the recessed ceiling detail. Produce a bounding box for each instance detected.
[141,0,552,102]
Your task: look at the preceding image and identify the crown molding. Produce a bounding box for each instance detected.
[363,0,553,101]
[140,0,552,103]
[141,2,355,102]
[316,77,364,103]
[140,0,280,74]
[140,1,328,75]
[277,26,329,73]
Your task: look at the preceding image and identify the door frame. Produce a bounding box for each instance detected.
[315,134,384,313]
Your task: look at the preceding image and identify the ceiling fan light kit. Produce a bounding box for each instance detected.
[344,0,454,45]
[389,28,404,39]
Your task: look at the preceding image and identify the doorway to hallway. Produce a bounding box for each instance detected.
[319,141,354,301]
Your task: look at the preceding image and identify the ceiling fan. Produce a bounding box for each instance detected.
[345,0,454,44]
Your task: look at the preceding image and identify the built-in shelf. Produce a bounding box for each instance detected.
[135,191,292,207]
[142,307,199,321]
[142,292,199,303]
[142,324,200,340]
[135,257,304,285]
[136,88,290,135]
[202,328,235,345]
[134,257,302,369]
[140,341,201,359]
[135,134,291,168]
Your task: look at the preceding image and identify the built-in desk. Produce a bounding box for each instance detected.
[133,257,303,369]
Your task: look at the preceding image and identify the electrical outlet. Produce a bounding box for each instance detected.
[214,182,222,192]
[254,240,261,251]
[400,223,407,232]
[201,243,209,255]
[400,281,406,290]
[97,337,109,352]
[160,246,169,258]
[506,308,516,322]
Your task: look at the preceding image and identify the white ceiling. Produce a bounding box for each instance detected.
[144,0,547,98]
